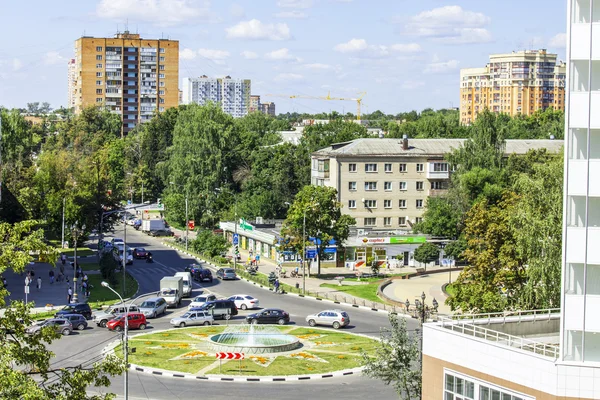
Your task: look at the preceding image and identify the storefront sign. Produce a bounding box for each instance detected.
[360,236,427,244]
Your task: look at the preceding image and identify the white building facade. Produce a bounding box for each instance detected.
[181,75,251,118]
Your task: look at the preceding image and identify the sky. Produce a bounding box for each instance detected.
[0,0,566,115]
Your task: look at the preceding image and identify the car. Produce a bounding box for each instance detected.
[100,240,113,253]
[194,299,238,320]
[188,294,217,309]
[132,247,148,259]
[55,303,93,320]
[227,294,260,310]
[60,314,88,330]
[246,308,290,325]
[133,219,142,230]
[26,318,73,336]
[138,297,168,318]
[111,238,124,247]
[305,309,350,329]
[106,313,147,332]
[149,229,174,237]
[185,264,213,282]
[113,247,133,265]
[170,310,214,327]
[93,304,140,328]
[216,268,237,280]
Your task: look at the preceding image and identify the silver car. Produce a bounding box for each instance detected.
[305,309,350,329]
[217,268,237,280]
[188,294,217,310]
[170,310,214,328]
[26,318,73,336]
[139,297,168,319]
[94,304,140,327]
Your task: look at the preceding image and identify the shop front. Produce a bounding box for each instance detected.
[345,235,427,267]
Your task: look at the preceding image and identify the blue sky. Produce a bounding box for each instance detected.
[0,0,566,115]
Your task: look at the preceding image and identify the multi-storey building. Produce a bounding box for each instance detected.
[260,101,276,116]
[250,95,260,113]
[67,58,77,110]
[72,31,179,135]
[181,75,251,118]
[311,137,562,230]
[460,49,566,125]
[421,2,600,398]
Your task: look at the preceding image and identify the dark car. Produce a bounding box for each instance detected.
[186,264,213,283]
[133,247,148,259]
[193,299,238,320]
[246,308,290,325]
[149,229,174,237]
[60,313,88,330]
[55,303,92,320]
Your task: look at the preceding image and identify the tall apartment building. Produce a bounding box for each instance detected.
[67,58,77,110]
[460,50,566,125]
[260,101,276,116]
[73,31,179,135]
[181,75,251,118]
[311,137,562,230]
[250,95,260,113]
[421,3,600,398]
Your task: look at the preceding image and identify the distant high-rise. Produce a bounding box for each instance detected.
[260,101,276,116]
[182,75,251,118]
[73,31,179,135]
[460,49,566,125]
[67,58,77,110]
[250,95,260,113]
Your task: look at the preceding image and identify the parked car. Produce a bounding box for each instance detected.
[216,268,237,280]
[133,219,142,230]
[106,313,147,332]
[138,297,168,318]
[100,240,113,253]
[227,294,260,310]
[305,309,350,329]
[60,313,88,330]
[93,304,140,328]
[149,229,174,237]
[26,318,73,336]
[185,264,213,282]
[170,310,214,327]
[194,299,238,320]
[246,308,290,325]
[188,294,217,309]
[113,247,133,265]
[111,238,124,247]
[55,303,92,320]
[132,247,148,259]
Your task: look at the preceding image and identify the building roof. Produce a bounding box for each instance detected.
[312,138,564,158]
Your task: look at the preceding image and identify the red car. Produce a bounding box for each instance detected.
[106,313,147,332]
[133,248,148,259]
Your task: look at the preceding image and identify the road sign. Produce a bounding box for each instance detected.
[215,352,245,360]
[24,285,29,294]
[188,220,195,230]
[306,249,317,259]
[233,233,239,245]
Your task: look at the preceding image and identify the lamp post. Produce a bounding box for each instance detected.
[101,282,129,400]
[71,222,85,303]
[406,292,438,363]
[61,198,65,249]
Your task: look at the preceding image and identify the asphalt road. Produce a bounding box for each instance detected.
[47,225,412,399]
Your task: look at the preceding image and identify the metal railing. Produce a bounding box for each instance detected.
[442,308,560,325]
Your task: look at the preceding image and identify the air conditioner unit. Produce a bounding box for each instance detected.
[357,229,365,236]
[255,217,264,224]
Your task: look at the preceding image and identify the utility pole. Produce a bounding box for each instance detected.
[122,213,127,295]
[185,194,189,251]
[302,209,306,295]
[61,198,65,249]
[141,181,144,205]
[233,200,238,270]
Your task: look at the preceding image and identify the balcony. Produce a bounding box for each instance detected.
[428,189,449,197]
[426,170,449,179]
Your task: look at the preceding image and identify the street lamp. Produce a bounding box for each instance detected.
[71,222,85,303]
[406,292,438,363]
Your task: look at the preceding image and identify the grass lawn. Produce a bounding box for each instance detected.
[60,248,96,257]
[320,282,384,304]
[445,283,456,297]
[86,272,138,305]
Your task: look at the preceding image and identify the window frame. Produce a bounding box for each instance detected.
[365,163,378,173]
[348,181,357,191]
[384,163,392,172]
[348,163,357,172]
[399,163,407,172]
[364,182,378,191]
[348,200,356,209]
[416,163,424,172]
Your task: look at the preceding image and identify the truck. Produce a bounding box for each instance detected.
[174,272,193,298]
[142,219,165,233]
[159,276,183,307]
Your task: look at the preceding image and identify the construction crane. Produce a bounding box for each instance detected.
[264,91,367,120]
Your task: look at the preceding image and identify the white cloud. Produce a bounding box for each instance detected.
[265,48,302,62]
[229,3,245,18]
[277,0,312,8]
[274,73,304,82]
[275,11,308,19]
[405,6,492,44]
[180,48,197,60]
[240,50,258,59]
[197,48,230,64]
[12,58,23,71]
[334,39,421,58]
[424,59,459,74]
[401,80,426,90]
[226,19,291,40]
[96,0,215,27]
[334,38,368,53]
[549,33,567,49]
[44,51,64,65]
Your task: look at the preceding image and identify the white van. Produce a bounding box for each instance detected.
[174,272,193,298]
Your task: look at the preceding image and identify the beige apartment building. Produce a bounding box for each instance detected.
[460,49,566,125]
[311,137,563,230]
[72,31,179,135]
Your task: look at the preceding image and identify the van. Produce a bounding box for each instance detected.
[193,300,238,320]
[174,272,193,298]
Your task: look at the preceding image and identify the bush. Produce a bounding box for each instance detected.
[99,252,118,286]
[370,260,381,275]
[191,230,229,258]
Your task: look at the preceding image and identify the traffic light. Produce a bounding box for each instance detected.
[234,245,239,255]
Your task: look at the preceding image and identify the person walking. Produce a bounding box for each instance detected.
[59,262,65,277]
[36,276,42,291]
[49,269,55,284]
[255,254,260,265]
[274,279,280,294]
[61,253,66,266]
[82,280,88,296]
[67,287,73,304]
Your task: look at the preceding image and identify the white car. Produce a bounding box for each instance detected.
[188,294,217,309]
[170,310,213,328]
[227,294,260,310]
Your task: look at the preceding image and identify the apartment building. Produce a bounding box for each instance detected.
[460,49,566,125]
[421,2,600,398]
[72,32,179,135]
[67,58,77,109]
[260,101,276,116]
[311,137,562,231]
[181,75,251,118]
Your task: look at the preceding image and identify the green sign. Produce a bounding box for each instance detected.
[240,219,254,231]
[389,236,426,244]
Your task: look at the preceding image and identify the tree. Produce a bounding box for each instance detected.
[191,229,229,258]
[281,185,356,275]
[0,220,124,398]
[362,313,421,400]
[414,197,462,238]
[413,243,439,267]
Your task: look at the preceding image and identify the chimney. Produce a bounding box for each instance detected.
[402,134,409,150]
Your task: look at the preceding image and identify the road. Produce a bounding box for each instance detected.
[47,225,410,399]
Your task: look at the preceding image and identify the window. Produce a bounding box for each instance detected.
[160,81,165,87]
[416,199,423,208]
[365,163,378,172]
[415,217,423,224]
[348,182,357,191]
[399,181,407,191]
[160,48,166,53]
[398,217,406,225]
[384,163,392,172]
[431,181,445,190]
[96,72,103,77]
[160,56,165,61]
[434,162,449,172]
[159,90,165,95]
[159,107,165,112]
[96,80,102,86]
[160,65,165,70]
[384,200,392,208]
[159,98,165,104]
[365,182,377,191]
[96,89,102,94]
[349,163,357,172]
[399,163,407,172]
[96,63,103,68]
[384,217,392,226]
[159,73,165,78]
[364,218,376,226]
[96,55,102,61]
[384,182,392,191]
[96,98,103,103]
[364,200,377,208]
[416,181,424,190]
[416,163,424,172]
[348,200,356,209]
[399,199,407,208]
[96,46,103,52]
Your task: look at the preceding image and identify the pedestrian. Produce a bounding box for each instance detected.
[67,287,73,304]
[274,279,280,294]
[36,276,42,291]
[83,273,88,285]
[255,254,260,265]
[82,280,88,295]
[61,253,66,266]
[251,255,256,266]
[57,272,63,283]
[49,269,55,284]
[59,263,65,276]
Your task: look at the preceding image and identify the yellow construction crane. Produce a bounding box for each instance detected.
[264,91,367,120]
